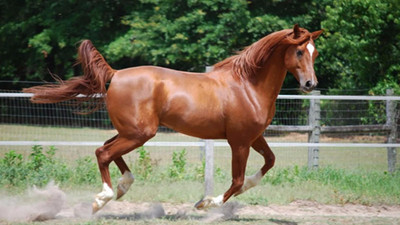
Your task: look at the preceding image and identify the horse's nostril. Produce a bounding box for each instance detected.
[305,80,312,88]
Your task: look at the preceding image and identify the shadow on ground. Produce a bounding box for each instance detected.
[97,202,265,223]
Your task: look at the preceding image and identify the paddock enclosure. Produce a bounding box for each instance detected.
[1,85,399,177]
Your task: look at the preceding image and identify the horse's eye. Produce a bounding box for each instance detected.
[296,50,303,57]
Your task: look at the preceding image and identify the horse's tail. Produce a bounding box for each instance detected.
[23,40,115,113]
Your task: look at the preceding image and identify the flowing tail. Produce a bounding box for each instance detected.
[23,40,115,113]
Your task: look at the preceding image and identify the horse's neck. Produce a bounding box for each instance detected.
[255,50,287,101]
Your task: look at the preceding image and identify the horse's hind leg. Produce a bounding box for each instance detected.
[234,135,275,196]
[93,134,152,213]
[104,135,135,200]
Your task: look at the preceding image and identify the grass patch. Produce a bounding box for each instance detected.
[239,166,400,205]
[0,146,399,206]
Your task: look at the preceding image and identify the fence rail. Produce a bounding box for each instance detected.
[1,141,400,148]
[2,92,400,100]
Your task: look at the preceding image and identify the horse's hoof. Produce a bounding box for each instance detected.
[116,171,134,200]
[116,188,125,200]
[92,202,100,214]
[194,195,223,210]
[194,198,210,210]
[92,183,114,214]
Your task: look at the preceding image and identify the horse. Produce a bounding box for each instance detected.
[23,24,323,213]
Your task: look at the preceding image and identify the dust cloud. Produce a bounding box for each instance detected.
[0,181,243,223]
[0,181,65,222]
[202,202,243,222]
[96,201,243,223]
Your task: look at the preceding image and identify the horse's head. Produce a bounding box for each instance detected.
[284,25,323,93]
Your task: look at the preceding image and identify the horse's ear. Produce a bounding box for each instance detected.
[312,29,324,40]
[293,24,301,39]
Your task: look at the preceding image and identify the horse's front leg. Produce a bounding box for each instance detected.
[234,135,275,196]
[195,144,250,210]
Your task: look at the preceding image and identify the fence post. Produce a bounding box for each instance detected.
[204,140,214,196]
[203,65,215,196]
[386,89,398,173]
[308,90,321,169]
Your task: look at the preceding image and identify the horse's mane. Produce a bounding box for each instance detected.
[214,27,311,80]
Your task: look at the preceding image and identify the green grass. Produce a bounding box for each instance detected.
[0,146,399,207]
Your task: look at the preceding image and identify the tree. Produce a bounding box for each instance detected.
[318,0,400,94]
[0,0,135,87]
[2,0,399,94]
[104,0,291,72]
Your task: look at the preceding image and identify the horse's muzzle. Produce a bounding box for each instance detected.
[300,80,318,93]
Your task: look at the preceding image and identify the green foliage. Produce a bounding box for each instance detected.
[106,0,252,71]
[193,160,226,181]
[0,151,26,186]
[168,149,187,179]
[0,146,71,187]
[0,146,224,189]
[0,0,135,84]
[28,145,54,171]
[134,147,153,180]
[27,145,71,185]
[193,161,205,180]
[71,156,99,185]
[2,0,400,93]
[319,0,400,93]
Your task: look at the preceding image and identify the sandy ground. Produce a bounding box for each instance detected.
[53,200,400,225]
[1,183,400,225]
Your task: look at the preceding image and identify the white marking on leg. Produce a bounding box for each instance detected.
[212,194,224,206]
[235,170,263,196]
[117,171,135,199]
[94,183,114,210]
[307,43,315,57]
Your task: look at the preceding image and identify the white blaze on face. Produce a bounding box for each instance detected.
[306,43,315,57]
[306,42,317,85]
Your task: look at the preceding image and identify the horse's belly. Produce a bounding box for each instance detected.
[160,116,226,139]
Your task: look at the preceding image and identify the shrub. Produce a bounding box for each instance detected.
[0,146,72,188]
[71,156,99,185]
[168,149,187,180]
[0,150,26,186]
[134,147,153,180]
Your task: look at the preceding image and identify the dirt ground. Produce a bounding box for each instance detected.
[54,200,400,225]
[4,199,400,224]
[1,183,399,225]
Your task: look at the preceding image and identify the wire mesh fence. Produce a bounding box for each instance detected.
[0,88,399,171]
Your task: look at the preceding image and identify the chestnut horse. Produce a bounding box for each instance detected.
[24,25,323,213]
